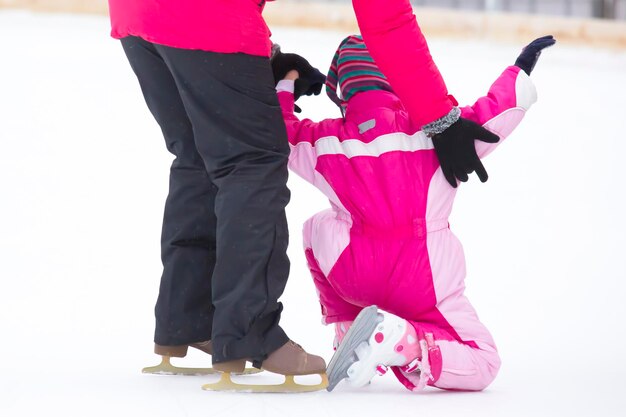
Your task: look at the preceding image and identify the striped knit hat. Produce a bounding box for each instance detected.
[326,35,393,112]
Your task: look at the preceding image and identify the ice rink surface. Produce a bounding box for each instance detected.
[1,10,625,417]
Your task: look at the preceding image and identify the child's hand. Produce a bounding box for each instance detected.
[271,46,325,96]
[284,70,299,81]
[515,35,556,75]
[282,70,302,113]
[271,46,326,112]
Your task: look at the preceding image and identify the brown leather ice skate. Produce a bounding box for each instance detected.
[153,339,214,358]
[262,340,326,376]
[202,340,328,393]
[142,340,257,376]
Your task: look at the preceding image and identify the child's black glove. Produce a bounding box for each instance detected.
[514,35,556,75]
[432,118,501,188]
[271,45,326,113]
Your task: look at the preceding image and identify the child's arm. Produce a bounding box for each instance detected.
[460,66,537,160]
[461,35,555,159]
[276,79,343,185]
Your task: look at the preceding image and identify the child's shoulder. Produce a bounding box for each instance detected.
[341,108,417,142]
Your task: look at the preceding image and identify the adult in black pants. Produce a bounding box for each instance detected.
[108,0,328,382]
[120,36,324,375]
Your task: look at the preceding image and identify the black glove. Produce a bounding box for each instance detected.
[514,35,556,76]
[271,46,326,112]
[432,118,501,188]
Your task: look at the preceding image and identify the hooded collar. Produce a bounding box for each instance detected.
[343,90,407,125]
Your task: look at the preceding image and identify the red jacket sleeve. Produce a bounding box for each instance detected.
[351,0,455,128]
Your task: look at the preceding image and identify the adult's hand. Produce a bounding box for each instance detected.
[432,118,500,188]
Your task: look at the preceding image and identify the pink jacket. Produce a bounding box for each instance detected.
[279,66,535,232]
[108,0,274,57]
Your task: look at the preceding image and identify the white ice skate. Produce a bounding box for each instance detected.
[326,306,416,391]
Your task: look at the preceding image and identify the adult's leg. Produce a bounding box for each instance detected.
[121,36,216,346]
[155,45,291,365]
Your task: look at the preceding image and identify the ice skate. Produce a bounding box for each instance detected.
[202,340,328,393]
[326,306,418,391]
[142,340,260,376]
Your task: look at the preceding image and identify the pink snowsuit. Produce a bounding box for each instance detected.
[277,65,537,391]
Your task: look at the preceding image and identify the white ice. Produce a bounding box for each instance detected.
[1,10,625,417]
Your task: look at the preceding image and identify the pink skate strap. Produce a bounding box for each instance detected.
[376,365,389,376]
[424,332,442,383]
[392,331,442,392]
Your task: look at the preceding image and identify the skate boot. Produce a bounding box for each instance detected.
[326,305,420,391]
[202,340,328,393]
[142,340,258,376]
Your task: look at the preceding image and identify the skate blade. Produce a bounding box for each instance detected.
[326,305,382,392]
[142,356,261,376]
[201,372,329,393]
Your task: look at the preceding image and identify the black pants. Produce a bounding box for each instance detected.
[121,36,290,365]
